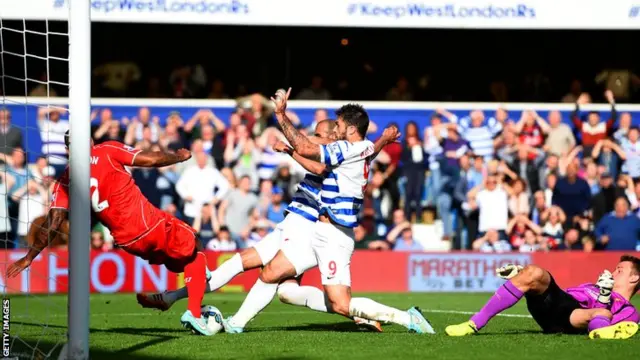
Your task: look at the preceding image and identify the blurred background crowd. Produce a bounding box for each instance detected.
[2,88,640,254]
[1,24,640,254]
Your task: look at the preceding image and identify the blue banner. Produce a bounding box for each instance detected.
[408,253,531,292]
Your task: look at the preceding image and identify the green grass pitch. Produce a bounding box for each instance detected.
[7,293,640,359]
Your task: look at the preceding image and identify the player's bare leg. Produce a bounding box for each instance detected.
[275,277,382,332]
[323,284,431,334]
[446,264,549,336]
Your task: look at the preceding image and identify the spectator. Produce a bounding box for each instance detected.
[619,127,640,179]
[530,190,548,225]
[176,151,230,224]
[613,112,632,143]
[124,107,161,144]
[552,163,592,223]
[507,178,530,216]
[571,91,616,157]
[354,224,389,250]
[12,180,47,248]
[245,219,271,249]
[37,107,69,173]
[456,110,495,161]
[540,205,566,245]
[508,145,544,195]
[218,175,258,239]
[591,139,624,180]
[515,110,548,153]
[176,140,215,176]
[392,226,424,251]
[595,197,640,251]
[591,173,625,224]
[206,226,237,251]
[401,121,426,221]
[0,109,23,156]
[91,231,107,251]
[0,172,14,246]
[264,187,286,224]
[469,173,509,241]
[193,204,218,249]
[224,125,260,190]
[544,110,576,156]
[473,229,512,253]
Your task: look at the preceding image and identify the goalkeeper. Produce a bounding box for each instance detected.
[446,255,640,339]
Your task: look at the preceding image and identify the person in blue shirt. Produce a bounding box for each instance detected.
[393,226,424,252]
[265,186,286,224]
[595,196,640,251]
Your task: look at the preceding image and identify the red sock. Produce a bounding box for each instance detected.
[184,252,207,317]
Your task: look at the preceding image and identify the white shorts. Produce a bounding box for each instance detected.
[279,213,317,276]
[310,221,355,286]
[252,226,283,266]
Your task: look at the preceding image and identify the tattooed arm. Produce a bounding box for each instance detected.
[274,111,322,161]
[7,208,68,278]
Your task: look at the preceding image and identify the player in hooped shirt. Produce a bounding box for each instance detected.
[221,89,435,334]
[137,119,384,331]
[7,133,213,336]
[446,256,640,339]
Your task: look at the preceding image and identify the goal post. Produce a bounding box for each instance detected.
[67,0,91,358]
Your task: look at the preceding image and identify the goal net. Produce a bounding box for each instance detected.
[1,3,91,358]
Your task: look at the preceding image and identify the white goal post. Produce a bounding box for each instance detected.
[66,0,91,359]
[0,1,91,359]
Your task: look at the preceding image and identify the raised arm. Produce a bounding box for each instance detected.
[272,89,322,161]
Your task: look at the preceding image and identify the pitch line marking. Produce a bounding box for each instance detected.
[10,309,532,319]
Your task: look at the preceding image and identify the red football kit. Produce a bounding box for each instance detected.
[50,141,197,273]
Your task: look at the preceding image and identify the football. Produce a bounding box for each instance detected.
[200,305,224,334]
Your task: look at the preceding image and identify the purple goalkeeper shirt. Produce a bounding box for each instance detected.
[566,284,640,325]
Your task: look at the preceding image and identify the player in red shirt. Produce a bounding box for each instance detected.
[7,132,214,335]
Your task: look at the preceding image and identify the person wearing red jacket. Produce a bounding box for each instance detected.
[572,90,617,157]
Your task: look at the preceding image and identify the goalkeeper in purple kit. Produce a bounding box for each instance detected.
[446,255,640,339]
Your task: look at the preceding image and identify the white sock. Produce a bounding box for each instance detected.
[277,283,329,313]
[164,253,245,303]
[349,297,411,328]
[207,253,245,292]
[229,279,278,328]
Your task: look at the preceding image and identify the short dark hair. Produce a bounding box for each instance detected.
[620,254,640,293]
[335,103,369,138]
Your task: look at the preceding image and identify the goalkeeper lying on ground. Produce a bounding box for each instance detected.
[446,255,640,339]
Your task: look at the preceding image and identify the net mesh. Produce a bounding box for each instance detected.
[1,18,71,360]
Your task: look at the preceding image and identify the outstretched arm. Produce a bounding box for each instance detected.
[131,148,192,168]
[7,208,68,278]
[274,140,326,175]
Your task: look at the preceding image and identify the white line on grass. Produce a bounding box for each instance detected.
[10,309,532,319]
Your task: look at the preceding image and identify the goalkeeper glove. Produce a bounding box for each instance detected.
[496,264,524,280]
[596,270,615,305]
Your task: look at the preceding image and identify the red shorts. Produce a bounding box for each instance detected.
[120,214,197,273]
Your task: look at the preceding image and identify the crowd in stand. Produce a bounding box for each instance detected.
[1,89,639,253]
